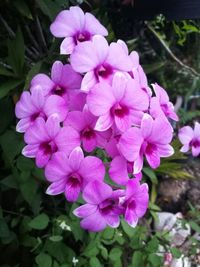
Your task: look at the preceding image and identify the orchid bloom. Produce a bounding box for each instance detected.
[50,6,108,55]
[45,147,105,202]
[31,61,82,100]
[65,106,111,152]
[109,155,142,186]
[150,83,179,121]
[15,88,67,133]
[70,35,133,92]
[22,115,80,168]
[87,72,149,132]
[178,122,200,156]
[73,180,124,232]
[121,179,149,227]
[118,114,174,172]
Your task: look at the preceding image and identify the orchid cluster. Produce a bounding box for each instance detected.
[179,122,200,157]
[15,6,178,232]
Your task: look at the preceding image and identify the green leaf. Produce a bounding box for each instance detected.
[0,97,14,133]
[109,247,122,261]
[19,176,39,205]
[14,0,33,19]
[170,247,182,259]
[143,168,158,184]
[17,156,34,171]
[189,221,200,233]
[7,27,25,76]
[0,130,23,164]
[89,257,102,267]
[35,0,60,20]
[131,251,144,267]
[49,235,63,242]
[25,61,42,89]
[0,175,18,189]
[102,227,115,240]
[36,253,52,267]
[29,213,49,230]
[0,218,10,238]
[148,254,162,267]
[121,220,135,238]
[0,65,15,77]
[146,237,159,253]
[0,79,24,98]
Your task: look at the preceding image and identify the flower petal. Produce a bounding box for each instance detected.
[83,180,112,204]
[84,12,108,36]
[178,126,194,145]
[56,126,80,156]
[60,37,75,55]
[46,180,66,195]
[80,210,106,232]
[65,179,81,202]
[73,204,97,218]
[95,114,113,131]
[118,127,143,162]
[45,152,71,182]
[81,71,97,93]
[87,82,115,116]
[68,147,84,171]
[109,156,129,186]
[79,156,105,186]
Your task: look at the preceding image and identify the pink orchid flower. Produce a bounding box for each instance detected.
[15,88,67,133]
[22,115,80,168]
[45,147,105,202]
[121,179,149,227]
[109,155,142,186]
[50,6,108,55]
[70,35,133,92]
[118,114,174,172]
[73,180,124,232]
[65,106,111,152]
[178,122,200,156]
[87,72,149,132]
[30,61,82,100]
[150,83,179,121]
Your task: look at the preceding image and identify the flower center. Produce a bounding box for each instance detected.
[30,112,46,122]
[81,127,95,140]
[75,31,91,44]
[145,143,157,154]
[112,103,129,118]
[128,199,136,210]
[190,139,200,148]
[95,64,113,79]
[40,141,58,155]
[68,172,82,187]
[99,199,115,215]
[52,86,65,96]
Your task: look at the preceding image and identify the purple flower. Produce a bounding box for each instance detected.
[109,155,142,186]
[150,83,178,121]
[73,180,124,232]
[118,114,174,172]
[22,115,80,168]
[121,179,149,227]
[65,106,111,152]
[87,72,149,132]
[178,122,200,156]
[45,147,105,202]
[50,6,108,55]
[30,61,82,101]
[15,88,67,133]
[70,36,133,92]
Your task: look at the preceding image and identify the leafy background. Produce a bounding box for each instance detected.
[0,0,200,266]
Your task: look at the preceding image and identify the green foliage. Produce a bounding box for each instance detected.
[0,0,200,266]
